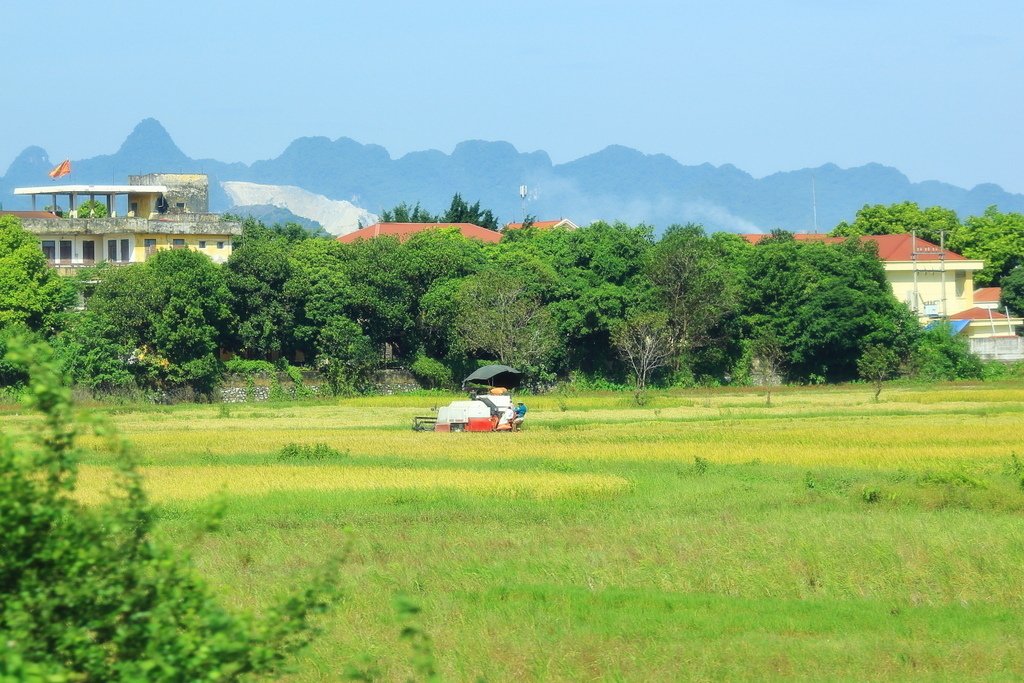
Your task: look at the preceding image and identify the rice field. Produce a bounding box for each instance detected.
[6,380,1024,680]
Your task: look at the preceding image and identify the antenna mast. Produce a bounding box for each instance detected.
[519,185,528,223]
[811,175,819,233]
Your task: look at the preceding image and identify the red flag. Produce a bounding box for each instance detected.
[49,159,71,179]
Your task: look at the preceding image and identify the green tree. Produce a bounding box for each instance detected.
[439,193,499,231]
[403,228,486,300]
[857,344,900,401]
[1000,267,1024,317]
[832,201,960,245]
[649,223,741,377]
[315,315,380,394]
[0,216,75,334]
[75,199,108,218]
[611,311,674,402]
[0,339,339,680]
[0,323,42,387]
[287,238,353,360]
[950,206,1024,286]
[58,264,160,391]
[495,221,656,378]
[224,227,297,358]
[61,251,231,395]
[148,249,233,395]
[418,278,466,361]
[337,237,416,355]
[742,233,919,382]
[456,274,557,377]
[380,201,437,223]
[750,328,785,407]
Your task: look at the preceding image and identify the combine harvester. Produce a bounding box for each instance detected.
[413,364,523,432]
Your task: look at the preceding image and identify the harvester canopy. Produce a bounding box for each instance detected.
[462,364,522,389]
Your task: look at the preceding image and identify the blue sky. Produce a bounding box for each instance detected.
[4,0,1023,192]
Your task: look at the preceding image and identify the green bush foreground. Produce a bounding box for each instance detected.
[0,340,341,681]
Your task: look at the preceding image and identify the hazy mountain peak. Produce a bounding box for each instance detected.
[3,145,51,177]
[117,117,188,163]
[3,118,1023,232]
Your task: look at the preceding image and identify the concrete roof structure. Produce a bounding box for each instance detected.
[338,222,502,244]
[15,215,242,236]
[14,184,167,196]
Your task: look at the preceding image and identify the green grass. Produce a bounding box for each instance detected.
[11,381,1024,680]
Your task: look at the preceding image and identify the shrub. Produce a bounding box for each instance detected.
[0,339,341,680]
[982,360,1024,381]
[316,317,380,395]
[910,324,983,381]
[276,442,348,462]
[224,358,277,375]
[410,354,453,389]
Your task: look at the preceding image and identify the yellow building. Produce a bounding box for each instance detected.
[865,233,982,320]
[742,232,1023,346]
[9,174,240,273]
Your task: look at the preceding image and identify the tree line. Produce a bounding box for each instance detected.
[2,200,1023,399]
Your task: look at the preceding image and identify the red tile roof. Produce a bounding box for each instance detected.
[740,233,967,262]
[865,234,967,262]
[0,210,60,220]
[973,287,1001,303]
[338,222,502,244]
[949,307,1009,321]
[742,233,842,245]
[505,219,576,230]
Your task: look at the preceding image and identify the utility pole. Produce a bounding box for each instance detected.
[940,230,947,319]
[811,175,818,233]
[912,231,919,315]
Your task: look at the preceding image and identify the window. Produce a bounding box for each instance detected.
[130,202,138,216]
[175,202,186,210]
[144,238,157,255]
[198,240,207,249]
[82,240,95,264]
[41,240,56,262]
[107,240,117,262]
[59,240,72,263]
[216,241,224,249]
[172,238,186,249]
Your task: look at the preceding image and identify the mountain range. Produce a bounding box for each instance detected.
[2,118,1022,233]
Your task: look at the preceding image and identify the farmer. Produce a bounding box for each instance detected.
[497,404,515,431]
[512,401,527,431]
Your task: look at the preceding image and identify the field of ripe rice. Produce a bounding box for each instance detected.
[73,464,629,504]
[7,380,1024,680]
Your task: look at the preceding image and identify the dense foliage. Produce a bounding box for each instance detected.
[831,202,1024,287]
[381,193,500,231]
[1,198,1021,397]
[0,339,339,679]
[1002,267,1024,316]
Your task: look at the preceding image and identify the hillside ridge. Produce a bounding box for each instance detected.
[2,119,1021,232]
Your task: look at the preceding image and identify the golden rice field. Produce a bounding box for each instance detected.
[5,380,1024,680]
[73,464,629,504]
